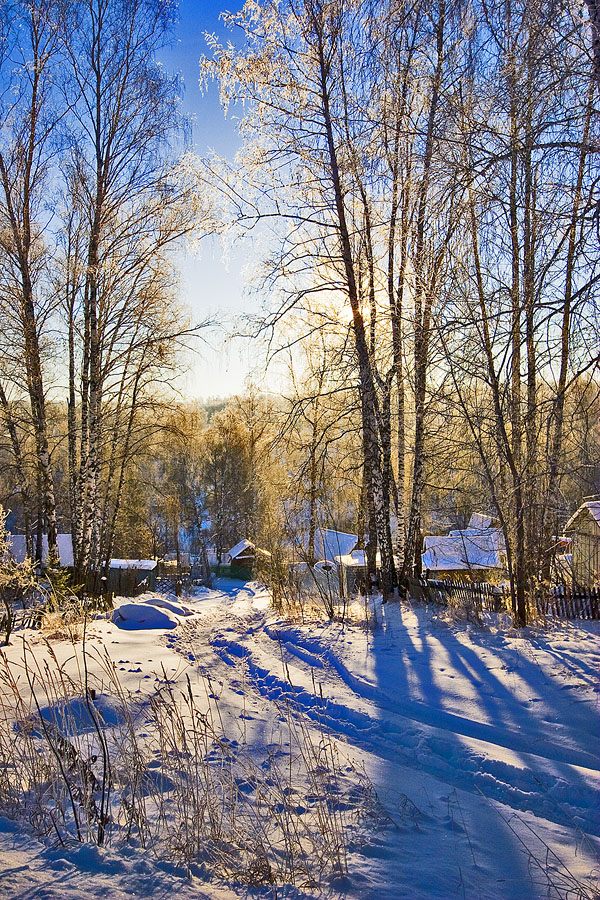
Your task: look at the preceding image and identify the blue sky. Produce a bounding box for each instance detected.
[159,1,262,400]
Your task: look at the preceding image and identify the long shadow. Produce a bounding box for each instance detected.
[361,596,600,898]
[187,583,600,897]
[396,603,597,757]
[431,615,600,753]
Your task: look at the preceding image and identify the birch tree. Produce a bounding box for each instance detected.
[203,0,421,595]
[0,0,65,562]
[440,0,598,623]
[59,0,198,577]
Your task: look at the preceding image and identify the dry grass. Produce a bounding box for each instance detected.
[0,634,380,889]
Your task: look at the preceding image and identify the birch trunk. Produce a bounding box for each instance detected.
[403,0,445,579]
[313,14,395,596]
[0,384,32,556]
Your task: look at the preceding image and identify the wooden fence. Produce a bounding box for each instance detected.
[535,585,600,620]
[423,579,600,620]
[424,579,506,613]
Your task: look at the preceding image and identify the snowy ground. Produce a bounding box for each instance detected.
[0,580,598,900]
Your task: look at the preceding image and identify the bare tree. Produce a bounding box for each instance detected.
[58,0,198,577]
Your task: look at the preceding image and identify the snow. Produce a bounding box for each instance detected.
[565,500,600,530]
[227,538,254,559]
[467,512,493,529]
[313,528,358,560]
[423,529,505,570]
[336,548,383,567]
[110,558,157,570]
[0,584,598,900]
[336,552,364,566]
[111,593,198,629]
[0,817,221,900]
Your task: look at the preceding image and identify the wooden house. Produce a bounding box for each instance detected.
[564,501,600,587]
[108,559,157,594]
[421,518,506,582]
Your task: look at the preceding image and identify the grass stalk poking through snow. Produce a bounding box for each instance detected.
[0,637,381,889]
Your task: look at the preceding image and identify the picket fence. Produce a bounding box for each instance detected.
[536,585,600,620]
[425,579,600,620]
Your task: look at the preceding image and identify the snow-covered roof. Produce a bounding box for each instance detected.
[110,559,157,570]
[313,529,358,561]
[564,501,600,533]
[228,538,255,560]
[422,529,505,571]
[6,533,74,567]
[467,512,492,530]
[335,549,381,567]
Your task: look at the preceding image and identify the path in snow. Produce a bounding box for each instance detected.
[170,583,600,841]
[1,581,598,900]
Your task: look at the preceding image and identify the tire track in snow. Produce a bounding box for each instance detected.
[209,633,600,838]
[263,624,600,773]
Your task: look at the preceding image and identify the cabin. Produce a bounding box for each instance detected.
[227,539,271,579]
[335,549,372,595]
[108,559,157,594]
[6,534,157,595]
[6,533,74,568]
[564,501,600,587]
[228,538,256,569]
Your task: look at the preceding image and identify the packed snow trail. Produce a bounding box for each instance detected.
[171,581,600,844]
[208,630,599,837]
[2,582,597,900]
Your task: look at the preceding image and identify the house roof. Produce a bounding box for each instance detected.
[110,559,157,570]
[335,549,381,567]
[467,512,492,530]
[564,501,600,533]
[422,529,505,571]
[228,538,255,560]
[6,533,74,567]
[314,529,358,562]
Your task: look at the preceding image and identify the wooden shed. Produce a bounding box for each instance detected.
[227,539,271,580]
[564,501,600,587]
[108,559,157,595]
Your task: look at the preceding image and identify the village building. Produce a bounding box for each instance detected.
[227,539,271,578]
[312,528,358,563]
[6,534,157,595]
[6,533,74,567]
[108,559,157,594]
[563,501,600,587]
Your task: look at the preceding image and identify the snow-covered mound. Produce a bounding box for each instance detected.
[0,817,217,900]
[111,593,197,630]
[112,602,178,629]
